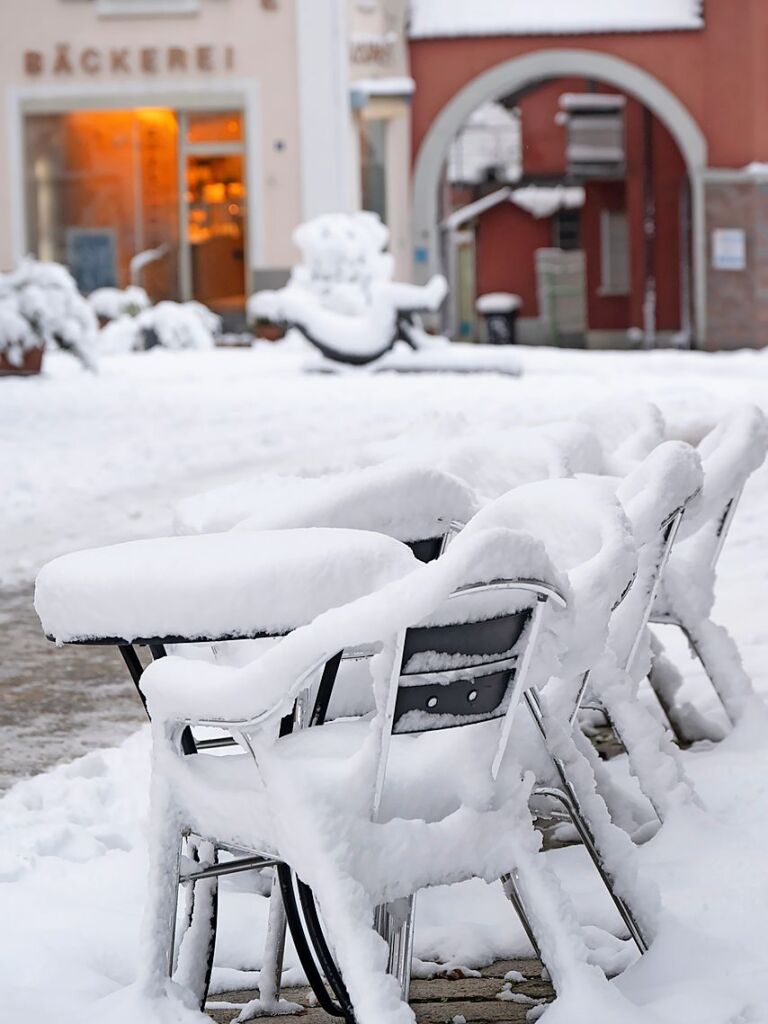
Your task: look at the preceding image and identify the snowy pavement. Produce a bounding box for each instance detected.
[3,342,768,1023]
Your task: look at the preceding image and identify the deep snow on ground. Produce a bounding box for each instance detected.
[2,341,768,1023]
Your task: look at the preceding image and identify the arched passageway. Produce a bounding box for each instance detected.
[412,50,708,341]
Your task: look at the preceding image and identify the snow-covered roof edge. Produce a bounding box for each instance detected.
[408,1,704,40]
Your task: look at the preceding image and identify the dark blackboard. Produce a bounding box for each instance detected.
[66,228,117,293]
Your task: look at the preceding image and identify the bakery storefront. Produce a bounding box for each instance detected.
[0,0,311,324]
[20,47,250,319]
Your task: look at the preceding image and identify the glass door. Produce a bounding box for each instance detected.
[180,111,247,321]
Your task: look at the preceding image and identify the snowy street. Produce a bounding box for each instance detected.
[3,343,768,1023]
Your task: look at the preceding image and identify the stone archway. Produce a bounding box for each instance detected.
[412,48,708,340]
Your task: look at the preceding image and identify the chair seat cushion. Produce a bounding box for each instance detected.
[173,716,511,856]
[34,528,417,644]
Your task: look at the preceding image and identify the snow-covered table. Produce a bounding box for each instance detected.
[34,527,418,745]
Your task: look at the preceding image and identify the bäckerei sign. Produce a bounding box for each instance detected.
[24,44,235,76]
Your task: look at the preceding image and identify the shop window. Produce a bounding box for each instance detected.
[24,109,180,297]
[23,106,248,313]
[360,118,388,223]
[186,111,243,146]
[600,209,630,296]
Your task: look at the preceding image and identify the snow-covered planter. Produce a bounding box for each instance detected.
[0,291,45,376]
[99,300,219,353]
[1,258,98,370]
[87,286,150,326]
[253,316,287,342]
[248,212,448,365]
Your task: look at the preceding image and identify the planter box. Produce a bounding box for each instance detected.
[0,346,44,377]
[254,319,287,342]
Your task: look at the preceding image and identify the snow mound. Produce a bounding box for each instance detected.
[34,528,418,644]
[176,463,479,540]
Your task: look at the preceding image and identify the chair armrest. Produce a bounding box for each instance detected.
[140,650,331,731]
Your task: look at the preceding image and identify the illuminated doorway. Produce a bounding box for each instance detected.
[23,106,247,317]
[181,111,247,317]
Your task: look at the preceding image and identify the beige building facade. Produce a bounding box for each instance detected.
[0,0,412,319]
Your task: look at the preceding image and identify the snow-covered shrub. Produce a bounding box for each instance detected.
[248,212,447,364]
[183,300,222,336]
[99,300,217,353]
[88,286,150,322]
[2,258,98,369]
[0,289,42,369]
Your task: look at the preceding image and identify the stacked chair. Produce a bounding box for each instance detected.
[34,401,768,1024]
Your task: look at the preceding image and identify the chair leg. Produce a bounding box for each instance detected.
[137,810,183,998]
[588,667,699,822]
[276,865,350,1020]
[680,618,758,726]
[376,897,416,1003]
[501,869,542,961]
[647,636,725,745]
[174,839,219,1008]
[523,690,654,952]
[534,787,647,954]
[258,873,288,1007]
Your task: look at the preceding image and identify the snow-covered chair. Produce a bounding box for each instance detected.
[175,462,480,563]
[648,405,768,741]
[133,527,621,1024]
[457,477,655,951]
[577,399,666,476]
[35,527,426,1021]
[579,442,704,821]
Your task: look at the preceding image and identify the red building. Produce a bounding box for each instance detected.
[408,0,768,350]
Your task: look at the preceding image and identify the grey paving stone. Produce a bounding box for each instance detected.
[205,959,553,1024]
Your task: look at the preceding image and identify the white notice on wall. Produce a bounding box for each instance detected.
[712,228,746,271]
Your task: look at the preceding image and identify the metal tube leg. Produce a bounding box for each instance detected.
[174,839,219,1008]
[524,690,649,953]
[386,896,416,1003]
[681,621,752,726]
[501,870,542,961]
[259,874,288,1006]
[535,787,647,954]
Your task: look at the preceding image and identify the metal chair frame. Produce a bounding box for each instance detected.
[145,576,571,1021]
[44,534,451,1018]
[647,488,749,738]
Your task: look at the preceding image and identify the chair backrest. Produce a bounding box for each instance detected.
[683,406,768,569]
[612,441,702,668]
[392,607,531,735]
[405,537,446,564]
[371,575,566,818]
